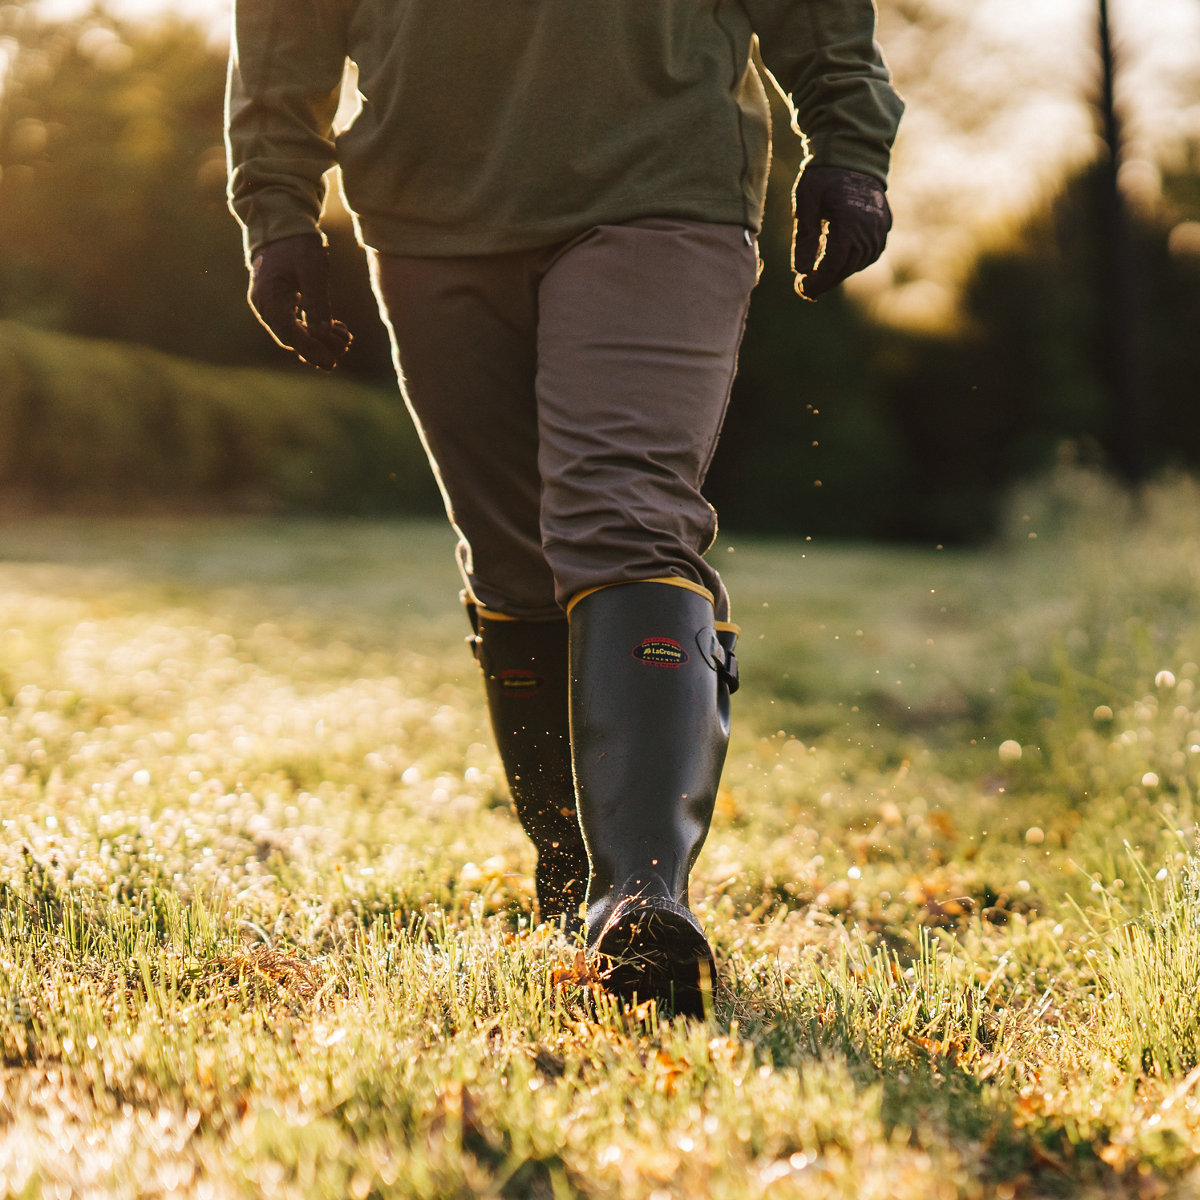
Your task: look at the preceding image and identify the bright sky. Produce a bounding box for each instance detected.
[40,0,229,37]
[35,0,1200,327]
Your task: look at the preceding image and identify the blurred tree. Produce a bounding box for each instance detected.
[2,6,238,352]
[1095,0,1150,485]
[875,154,1200,538]
[0,4,393,378]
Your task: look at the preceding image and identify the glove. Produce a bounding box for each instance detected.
[792,166,892,300]
[248,233,353,370]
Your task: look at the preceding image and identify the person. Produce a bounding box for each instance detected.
[225,0,903,1018]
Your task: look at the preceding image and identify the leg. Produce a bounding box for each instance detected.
[570,581,738,1016]
[370,251,587,923]
[534,220,757,1013]
[369,250,558,619]
[535,219,759,619]
[468,604,588,931]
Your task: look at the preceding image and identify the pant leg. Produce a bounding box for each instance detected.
[369,250,560,619]
[534,219,758,623]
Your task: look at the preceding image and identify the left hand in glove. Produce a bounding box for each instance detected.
[792,166,892,300]
[248,233,353,370]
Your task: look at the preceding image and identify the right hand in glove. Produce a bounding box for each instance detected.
[792,166,893,300]
[248,233,353,371]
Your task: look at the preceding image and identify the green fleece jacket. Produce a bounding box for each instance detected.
[226,0,903,260]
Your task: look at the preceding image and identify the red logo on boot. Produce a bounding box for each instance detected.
[497,669,544,696]
[632,637,689,668]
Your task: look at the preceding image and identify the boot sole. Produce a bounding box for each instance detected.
[593,896,716,1019]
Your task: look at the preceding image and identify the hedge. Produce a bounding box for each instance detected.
[0,321,441,515]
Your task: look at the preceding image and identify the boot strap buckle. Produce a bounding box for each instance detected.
[720,648,740,694]
[695,628,740,694]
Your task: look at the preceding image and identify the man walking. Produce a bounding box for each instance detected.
[226,0,902,1017]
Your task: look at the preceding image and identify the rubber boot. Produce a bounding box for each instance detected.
[569,581,738,1018]
[469,607,589,932]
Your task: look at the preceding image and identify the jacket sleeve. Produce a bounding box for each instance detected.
[740,0,903,183]
[225,0,349,261]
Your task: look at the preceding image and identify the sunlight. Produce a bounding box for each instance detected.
[36,0,229,38]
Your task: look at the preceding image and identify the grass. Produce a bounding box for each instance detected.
[4,467,1200,1196]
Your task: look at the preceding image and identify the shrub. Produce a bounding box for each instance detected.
[0,321,441,515]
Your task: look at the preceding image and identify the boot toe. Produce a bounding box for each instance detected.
[593,895,716,1019]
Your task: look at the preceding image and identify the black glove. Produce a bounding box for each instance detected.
[792,166,892,300]
[248,233,353,370]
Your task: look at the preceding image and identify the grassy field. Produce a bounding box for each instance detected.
[4,468,1200,1198]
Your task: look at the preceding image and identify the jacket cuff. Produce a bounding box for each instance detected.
[241,212,325,266]
[803,131,893,187]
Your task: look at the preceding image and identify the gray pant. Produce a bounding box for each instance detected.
[369,219,758,623]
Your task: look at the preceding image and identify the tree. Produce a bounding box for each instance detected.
[883,156,1200,528]
[0,5,395,374]
[1095,0,1151,484]
[2,10,224,346]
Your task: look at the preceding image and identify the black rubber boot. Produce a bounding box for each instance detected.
[469,609,589,932]
[569,581,738,1018]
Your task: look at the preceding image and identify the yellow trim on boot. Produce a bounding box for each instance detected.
[715,620,741,636]
[566,576,717,616]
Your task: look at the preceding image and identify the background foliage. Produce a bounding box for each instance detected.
[0,5,1198,538]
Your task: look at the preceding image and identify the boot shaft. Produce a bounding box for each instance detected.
[472,612,573,804]
[568,581,737,911]
[469,608,587,926]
